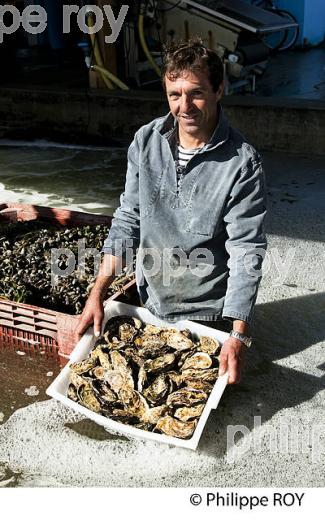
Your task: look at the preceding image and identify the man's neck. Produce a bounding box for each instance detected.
[178,132,207,149]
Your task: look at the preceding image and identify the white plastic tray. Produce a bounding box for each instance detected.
[46,301,229,450]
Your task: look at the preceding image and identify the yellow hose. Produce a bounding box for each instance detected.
[87,15,125,90]
[138,13,161,77]
[92,65,130,91]
[89,33,114,89]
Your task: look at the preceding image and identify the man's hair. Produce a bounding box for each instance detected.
[161,37,224,92]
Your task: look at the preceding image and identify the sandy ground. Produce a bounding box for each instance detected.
[0,152,324,487]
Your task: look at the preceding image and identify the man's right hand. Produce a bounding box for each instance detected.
[75,290,104,341]
[75,253,123,341]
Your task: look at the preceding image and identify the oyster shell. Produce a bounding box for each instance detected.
[67,384,78,402]
[137,365,147,393]
[70,357,96,375]
[90,366,107,380]
[134,422,153,431]
[155,416,197,439]
[143,323,162,335]
[94,348,112,370]
[119,387,149,419]
[143,404,169,425]
[104,369,134,394]
[92,380,117,404]
[105,338,126,350]
[181,352,213,371]
[137,339,169,359]
[104,315,142,343]
[181,368,219,383]
[174,404,205,422]
[123,348,143,366]
[108,408,140,424]
[183,379,213,393]
[160,329,193,351]
[143,374,169,404]
[78,383,101,413]
[110,351,129,371]
[118,322,138,343]
[69,371,87,390]
[199,336,221,356]
[166,371,183,387]
[166,388,207,407]
[144,353,176,374]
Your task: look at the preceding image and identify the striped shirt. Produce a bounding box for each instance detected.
[175,144,202,193]
[177,144,201,167]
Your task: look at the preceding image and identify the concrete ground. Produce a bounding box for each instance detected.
[0,151,324,487]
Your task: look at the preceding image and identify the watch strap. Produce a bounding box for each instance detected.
[229,330,252,348]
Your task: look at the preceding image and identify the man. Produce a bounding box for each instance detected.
[77,39,267,384]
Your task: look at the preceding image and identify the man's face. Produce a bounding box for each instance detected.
[165,69,224,143]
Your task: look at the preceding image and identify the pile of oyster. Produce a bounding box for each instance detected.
[67,315,221,439]
[0,220,135,314]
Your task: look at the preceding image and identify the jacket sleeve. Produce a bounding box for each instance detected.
[102,132,140,259]
[222,152,267,324]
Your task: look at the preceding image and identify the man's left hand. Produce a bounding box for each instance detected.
[218,337,246,384]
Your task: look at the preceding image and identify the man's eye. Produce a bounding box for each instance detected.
[169,94,179,100]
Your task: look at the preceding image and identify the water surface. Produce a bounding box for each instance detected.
[0,140,128,215]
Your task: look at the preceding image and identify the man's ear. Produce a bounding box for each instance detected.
[216,80,225,100]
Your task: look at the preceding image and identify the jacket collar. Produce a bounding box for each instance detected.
[155,104,230,152]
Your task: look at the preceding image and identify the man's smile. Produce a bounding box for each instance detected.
[179,114,199,123]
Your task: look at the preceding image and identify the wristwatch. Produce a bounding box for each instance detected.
[229,330,252,348]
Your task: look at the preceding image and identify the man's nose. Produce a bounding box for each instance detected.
[180,94,192,113]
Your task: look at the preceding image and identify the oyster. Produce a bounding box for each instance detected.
[108,408,140,424]
[143,404,169,425]
[155,416,197,439]
[144,353,176,374]
[70,357,96,375]
[160,329,194,351]
[92,380,117,404]
[78,382,101,413]
[104,315,142,343]
[166,371,183,387]
[119,387,149,419]
[181,368,219,383]
[110,351,129,371]
[137,339,169,359]
[67,384,78,402]
[134,422,153,431]
[124,348,143,367]
[90,345,105,360]
[93,348,112,370]
[183,379,213,393]
[143,323,162,335]
[118,322,138,343]
[69,371,87,390]
[177,348,197,367]
[105,337,126,350]
[143,374,169,404]
[137,365,147,393]
[91,366,107,380]
[199,336,221,356]
[104,369,134,394]
[166,388,207,407]
[174,404,205,422]
[181,352,213,371]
